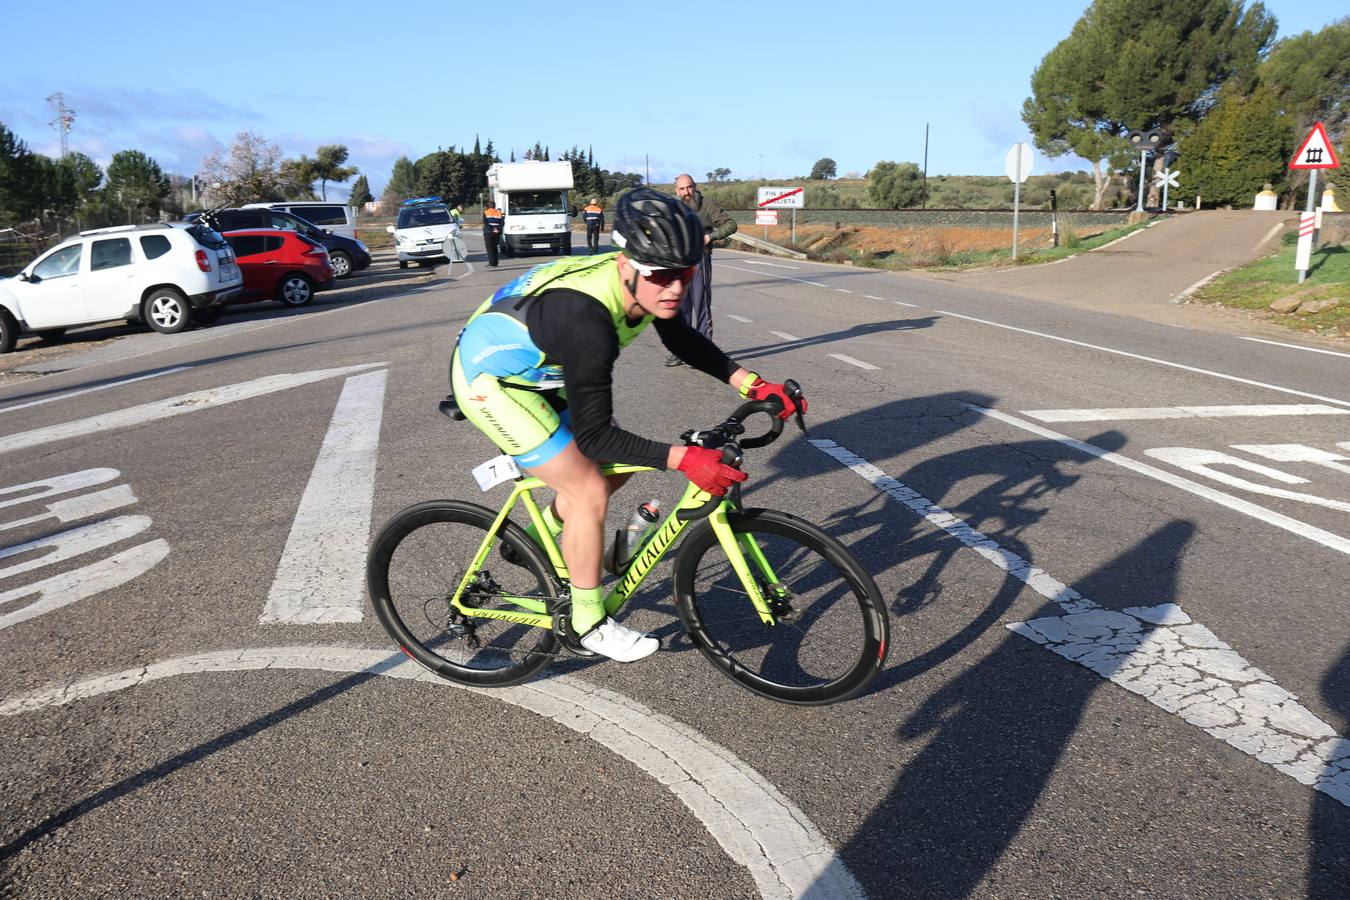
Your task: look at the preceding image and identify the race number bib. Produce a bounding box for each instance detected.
[472,454,521,491]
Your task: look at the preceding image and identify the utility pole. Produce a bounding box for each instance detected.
[758,154,764,181]
[645,154,649,186]
[922,123,929,209]
[47,92,76,158]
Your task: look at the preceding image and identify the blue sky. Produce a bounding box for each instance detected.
[0,0,1342,199]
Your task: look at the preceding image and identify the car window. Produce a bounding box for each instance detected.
[140,234,173,259]
[269,213,298,232]
[397,205,451,228]
[217,210,263,231]
[286,205,346,226]
[33,244,83,279]
[227,235,265,258]
[263,235,286,253]
[91,238,133,271]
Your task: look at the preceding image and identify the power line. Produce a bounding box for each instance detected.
[47,92,76,158]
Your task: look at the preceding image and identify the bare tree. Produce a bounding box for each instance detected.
[201,131,286,205]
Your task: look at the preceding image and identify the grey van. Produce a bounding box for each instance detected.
[242,202,358,240]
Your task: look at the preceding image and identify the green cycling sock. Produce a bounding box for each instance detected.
[524,503,564,548]
[570,584,606,636]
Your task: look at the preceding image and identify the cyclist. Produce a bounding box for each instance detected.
[449,188,806,662]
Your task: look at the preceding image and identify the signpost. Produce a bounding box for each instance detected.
[757,186,804,243]
[1005,142,1033,259]
[1153,168,1180,211]
[1288,122,1340,284]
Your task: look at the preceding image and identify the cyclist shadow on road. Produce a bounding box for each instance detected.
[1311,637,1350,898]
[826,518,1203,898]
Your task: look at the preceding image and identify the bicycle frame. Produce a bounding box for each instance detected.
[448,464,786,630]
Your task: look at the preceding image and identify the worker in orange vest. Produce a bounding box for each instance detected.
[482,201,505,267]
[582,198,605,255]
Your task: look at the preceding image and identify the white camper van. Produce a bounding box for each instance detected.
[486,161,576,257]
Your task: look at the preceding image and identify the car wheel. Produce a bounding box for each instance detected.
[398,259,408,270]
[0,309,17,354]
[35,327,67,343]
[277,274,315,307]
[330,251,353,278]
[143,289,192,334]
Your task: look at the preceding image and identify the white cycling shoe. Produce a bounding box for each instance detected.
[578,617,659,662]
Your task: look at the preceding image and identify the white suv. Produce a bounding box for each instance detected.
[0,223,242,353]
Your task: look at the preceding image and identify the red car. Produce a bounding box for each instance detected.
[222,229,334,307]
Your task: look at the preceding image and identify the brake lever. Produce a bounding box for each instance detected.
[784,379,808,434]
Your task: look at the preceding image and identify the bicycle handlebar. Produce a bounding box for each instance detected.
[675,380,807,522]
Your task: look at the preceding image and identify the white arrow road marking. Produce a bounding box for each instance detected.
[0,646,864,900]
[0,367,191,415]
[1143,447,1350,513]
[0,540,169,631]
[808,437,1350,808]
[1233,443,1350,476]
[972,406,1350,556]
[262,371,387,624]
[0,363,386,456]
[1022,404,1349,423]
[0,468,120,510]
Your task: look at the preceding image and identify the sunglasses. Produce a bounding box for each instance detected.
[643,264,697,286]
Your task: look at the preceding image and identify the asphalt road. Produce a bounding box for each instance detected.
[0,230,1347,898]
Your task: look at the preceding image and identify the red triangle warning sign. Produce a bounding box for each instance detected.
[1289,122,1340,170]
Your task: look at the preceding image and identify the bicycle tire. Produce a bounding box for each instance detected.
[673,508,889,705]
[367,500,560,687]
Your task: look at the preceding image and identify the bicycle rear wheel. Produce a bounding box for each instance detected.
[367,500,559,687]
[673,508,889,705]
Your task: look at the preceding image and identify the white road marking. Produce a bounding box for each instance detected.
[1172,269,1223,304]
[835,289,853,294]
[1143,447,1350,513]
[0,540,168,631]
[1255,221,1285,253]
[770,330,800,342]
[0,363,386,456]
[1022,404,1349,423]
[716,263,829,290]
[740,260,801,269]
[1233,443,1350,476]
[0,468,119,510]
[863,295,884,300]
[894,301,920,308]
[929,309,1350,410]
[808,437,1350,808]
[1239,337,1350,359]
[726,314,753,324]
[262,371,387,624]
[828,354,879,371]
[0,646,865,900]
[0,366,191,415]
[970,406,1350,557]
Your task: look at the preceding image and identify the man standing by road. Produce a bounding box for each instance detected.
[668,174,737,366]
[583,198,605,255]
[482,200,504,267]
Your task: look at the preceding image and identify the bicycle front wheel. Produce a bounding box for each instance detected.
[367,500,559,687]
[673,508,889,705]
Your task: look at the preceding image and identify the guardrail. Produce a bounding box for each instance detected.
[724,208,1137,229]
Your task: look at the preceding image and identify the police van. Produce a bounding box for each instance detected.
[386,197,459,268]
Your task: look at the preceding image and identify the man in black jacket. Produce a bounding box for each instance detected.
[668,174,737,365]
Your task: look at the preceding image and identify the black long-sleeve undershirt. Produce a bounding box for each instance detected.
[527,289,739,468]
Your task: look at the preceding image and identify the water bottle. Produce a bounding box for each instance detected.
[604,499,662,574]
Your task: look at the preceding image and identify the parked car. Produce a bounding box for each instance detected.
[388,196,458,268]
[0,222,241,353]
[222,229,334,308]
[241,201,358,240]
[186,207,370,278]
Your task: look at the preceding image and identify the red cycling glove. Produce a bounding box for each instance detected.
[676,446,748,496]
[741,375,808,421]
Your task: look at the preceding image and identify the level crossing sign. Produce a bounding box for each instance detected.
[756,187,804,209]
[1289,122,1340,171]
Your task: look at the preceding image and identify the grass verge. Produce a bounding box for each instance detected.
[1190,239,1349,338]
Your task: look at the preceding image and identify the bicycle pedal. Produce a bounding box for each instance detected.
[552,612,601,659]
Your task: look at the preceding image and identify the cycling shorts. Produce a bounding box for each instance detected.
[450,349,573,469]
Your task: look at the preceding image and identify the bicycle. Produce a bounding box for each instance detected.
[366,383,890,705]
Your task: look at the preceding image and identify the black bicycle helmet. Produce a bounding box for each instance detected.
[611,188,704,269]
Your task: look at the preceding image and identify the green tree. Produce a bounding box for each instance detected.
[705,167,732,182]
[1177,83,1293,206]
[810,157,837,179]
[1023,0,1276,209]
[382,155,419,207]
[307,144,358,200]
[278,158,319,200]
[0,123,38,225]
[1260,17,1349,146]
[348,174,373,207]
[106,150,170,223]
[415,149,469,204]
[867,161,924,208]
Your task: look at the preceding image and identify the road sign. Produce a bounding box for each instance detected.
[756,187,804,209]
[1289,122,1340,170]
[1005,143,1034,183]
[755,210,778,226]
[1154,168,1180,189]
